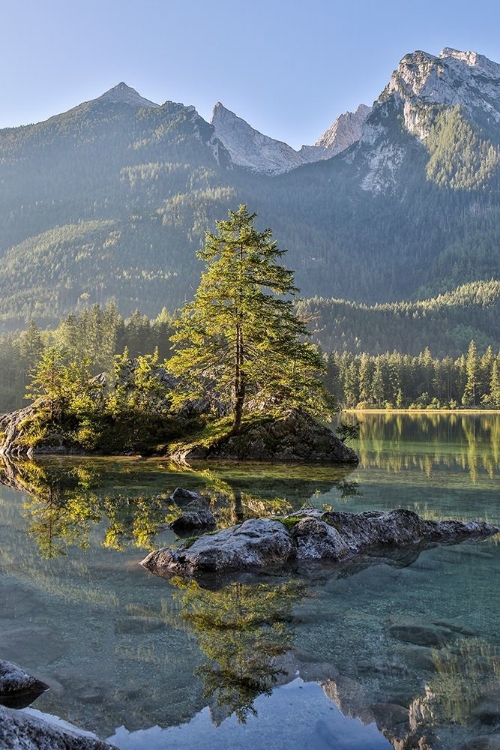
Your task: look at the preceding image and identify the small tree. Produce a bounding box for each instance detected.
[169,206,330,433]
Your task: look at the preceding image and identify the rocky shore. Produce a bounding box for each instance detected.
[0,659,115,749]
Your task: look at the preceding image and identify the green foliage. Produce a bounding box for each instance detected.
[336,421,361,443]
[426,107,500,190]
[297,280,500,357]
[169,206,331,431]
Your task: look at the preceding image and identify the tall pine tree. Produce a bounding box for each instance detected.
[169,206,329,433]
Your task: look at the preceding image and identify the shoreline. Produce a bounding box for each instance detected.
[340,408,500,414]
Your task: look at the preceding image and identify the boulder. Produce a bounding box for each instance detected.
[169,487,208,509]
[0,660,49,709]
[0,705,116,749]
[142,518,294,574]
[141,508,499,577]
[168,408,359,463]
[170,509,216,534]
[291,518,351,560]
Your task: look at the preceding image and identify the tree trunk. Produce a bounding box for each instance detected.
[231,323,245,434]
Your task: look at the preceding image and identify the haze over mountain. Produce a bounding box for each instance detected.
[0,47,499,337]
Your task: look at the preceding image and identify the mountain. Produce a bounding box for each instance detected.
[354,47,500,193]
[94,82,160,109]
[0,49,499,335]
[211,103,307,174]
[211,102,371,173]
[303,103,372,159]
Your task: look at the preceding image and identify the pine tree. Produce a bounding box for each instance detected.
[169,206,330,433]
[489,357,500,408]
[463,340,479,406]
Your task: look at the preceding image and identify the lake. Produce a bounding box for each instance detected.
[0,413,499,749]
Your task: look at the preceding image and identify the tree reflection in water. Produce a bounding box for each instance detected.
[340,411,500,480]
[171,577,306,723]
[0,457,358,558]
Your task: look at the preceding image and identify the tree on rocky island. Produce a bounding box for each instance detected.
[169,206,330,433]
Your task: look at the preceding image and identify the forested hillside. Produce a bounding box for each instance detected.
[0,49,500,328]
[298,280,500,357]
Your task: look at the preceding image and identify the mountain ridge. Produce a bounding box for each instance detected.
[0,46,499,327]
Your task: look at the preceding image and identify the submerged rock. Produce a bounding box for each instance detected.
[169,487,208,508]
[141,508,499,577]
[0,660,49,709]
[0,705,116,749]
[168,408,359,463]
[170,509,216,534]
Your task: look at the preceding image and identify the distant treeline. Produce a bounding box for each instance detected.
[0,303,499,413]
[297,280,500,358]
[326,344,500,409]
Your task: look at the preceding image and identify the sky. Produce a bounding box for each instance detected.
[2,0,500,149]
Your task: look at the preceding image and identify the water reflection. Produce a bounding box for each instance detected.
[411,637,500,730]
[341,412,500,481]
[0,457,358,558]
[172,578,305,723]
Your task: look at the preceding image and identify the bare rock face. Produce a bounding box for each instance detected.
[211,102,308,175]
[314,104,372,157]
[141,509,499,577]
[0,661,49,710]
[0,705,116,749]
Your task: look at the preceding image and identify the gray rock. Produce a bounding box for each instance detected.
[141,508,499,576]
[142,518,294,574]
[0,705,116,749]
[170,509,216,534]
[0,661,49,709]
[389,624,451,648]
[291,518,351,560]
[169,487,206,508]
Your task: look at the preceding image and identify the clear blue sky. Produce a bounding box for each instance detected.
[2,0,500,149]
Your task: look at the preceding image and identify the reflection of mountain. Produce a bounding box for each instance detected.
[172,578,305,723]
[169,571,500,749]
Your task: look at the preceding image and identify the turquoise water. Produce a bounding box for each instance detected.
[0,413,499,749]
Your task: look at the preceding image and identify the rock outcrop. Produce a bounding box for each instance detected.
[0,660,49,710]
[170,509,217,534]
[168,408,359,463]
[211,101,372,174]
[0,705,116,749]
[141,508,498,577]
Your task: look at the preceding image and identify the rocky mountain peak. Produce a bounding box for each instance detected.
[211,102,306,174]
[354,46,500,194]
[382,47,500,139]
[97,82,159,108]
[314,103,372,156]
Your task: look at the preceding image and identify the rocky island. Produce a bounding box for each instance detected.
[141,508,499,577]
